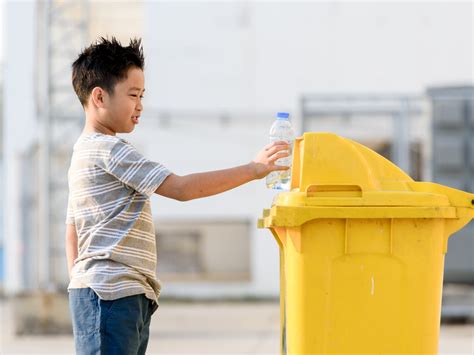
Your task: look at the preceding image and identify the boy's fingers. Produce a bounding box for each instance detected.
[266,146,281,156]
[266,145,290,157]
[272,165,290,171]
[264,142,274,150]
[268,151,290,163]
[265,141,289,151]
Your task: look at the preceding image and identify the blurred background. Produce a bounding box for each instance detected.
[0,0,473,353]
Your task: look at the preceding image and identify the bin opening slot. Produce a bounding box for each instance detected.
[306,184,363,197]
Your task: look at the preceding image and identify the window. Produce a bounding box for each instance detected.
[156,220,251,282]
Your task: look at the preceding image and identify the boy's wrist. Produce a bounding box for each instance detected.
[247,161,263,180]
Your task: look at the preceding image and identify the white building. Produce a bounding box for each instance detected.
[2,0,472,299]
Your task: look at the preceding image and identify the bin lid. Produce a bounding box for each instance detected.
[259,133,474,228]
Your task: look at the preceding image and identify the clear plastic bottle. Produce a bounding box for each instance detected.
[266,112,295,190]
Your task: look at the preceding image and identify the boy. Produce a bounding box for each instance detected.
[66,37,289,355]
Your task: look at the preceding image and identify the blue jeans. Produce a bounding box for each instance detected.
[68,288,157,355]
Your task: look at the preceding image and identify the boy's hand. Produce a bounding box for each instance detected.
[250,141,291,179]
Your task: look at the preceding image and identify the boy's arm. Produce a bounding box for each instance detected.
[65,224,78,279]
[155,141,290,201]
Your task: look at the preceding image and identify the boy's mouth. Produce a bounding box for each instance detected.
[132,116,140,124]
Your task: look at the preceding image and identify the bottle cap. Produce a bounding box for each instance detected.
[277,112,290,119]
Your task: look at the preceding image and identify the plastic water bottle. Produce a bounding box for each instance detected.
[266,112,295,190]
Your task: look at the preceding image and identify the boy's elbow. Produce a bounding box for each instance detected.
[171,189,187,201]
[176,187,194,202]
[172,183,198,202]
[177,193,191,202]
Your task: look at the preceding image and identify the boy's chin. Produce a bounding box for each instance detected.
[120,126,135,134]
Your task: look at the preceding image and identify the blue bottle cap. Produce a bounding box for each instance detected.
[277,112,290,119]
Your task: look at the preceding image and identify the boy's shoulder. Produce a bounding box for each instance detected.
[74,133,130,152]
[70,133,135,171]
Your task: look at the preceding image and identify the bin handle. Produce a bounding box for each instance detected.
[306,184,363,197]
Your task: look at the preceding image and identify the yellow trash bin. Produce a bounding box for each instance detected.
[258,133,474,355]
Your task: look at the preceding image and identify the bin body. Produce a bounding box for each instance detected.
[280,218,445,353]
[259,133,474,354]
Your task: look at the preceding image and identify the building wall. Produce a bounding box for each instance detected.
[2,0,472,296]
[144,1,472,112]
[3,0,38,294]
[142,1,474,297]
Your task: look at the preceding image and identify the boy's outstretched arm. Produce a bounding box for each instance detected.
[155,141,290,201]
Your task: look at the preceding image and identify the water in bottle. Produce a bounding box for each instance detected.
[266,112,295,190]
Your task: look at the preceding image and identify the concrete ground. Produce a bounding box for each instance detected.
[1,300,473,355]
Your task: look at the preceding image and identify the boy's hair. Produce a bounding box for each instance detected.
[72,36,144,107]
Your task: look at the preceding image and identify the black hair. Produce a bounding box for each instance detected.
[72,36,144,107]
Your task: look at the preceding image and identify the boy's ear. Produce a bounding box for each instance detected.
[90,87,107,108]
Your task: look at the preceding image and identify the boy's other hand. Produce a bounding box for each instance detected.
[250,141,291,179]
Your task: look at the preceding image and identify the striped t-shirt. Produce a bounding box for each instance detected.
[66,132,172,304]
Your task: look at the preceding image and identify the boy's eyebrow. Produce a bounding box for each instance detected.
[128,87,145,92]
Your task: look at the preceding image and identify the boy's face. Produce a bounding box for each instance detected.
[103,67,145,134]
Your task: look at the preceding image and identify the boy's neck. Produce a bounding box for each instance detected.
[83,114,116,136]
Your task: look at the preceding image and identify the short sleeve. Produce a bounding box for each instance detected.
[65,193,75,225]
[104,140,172,198]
